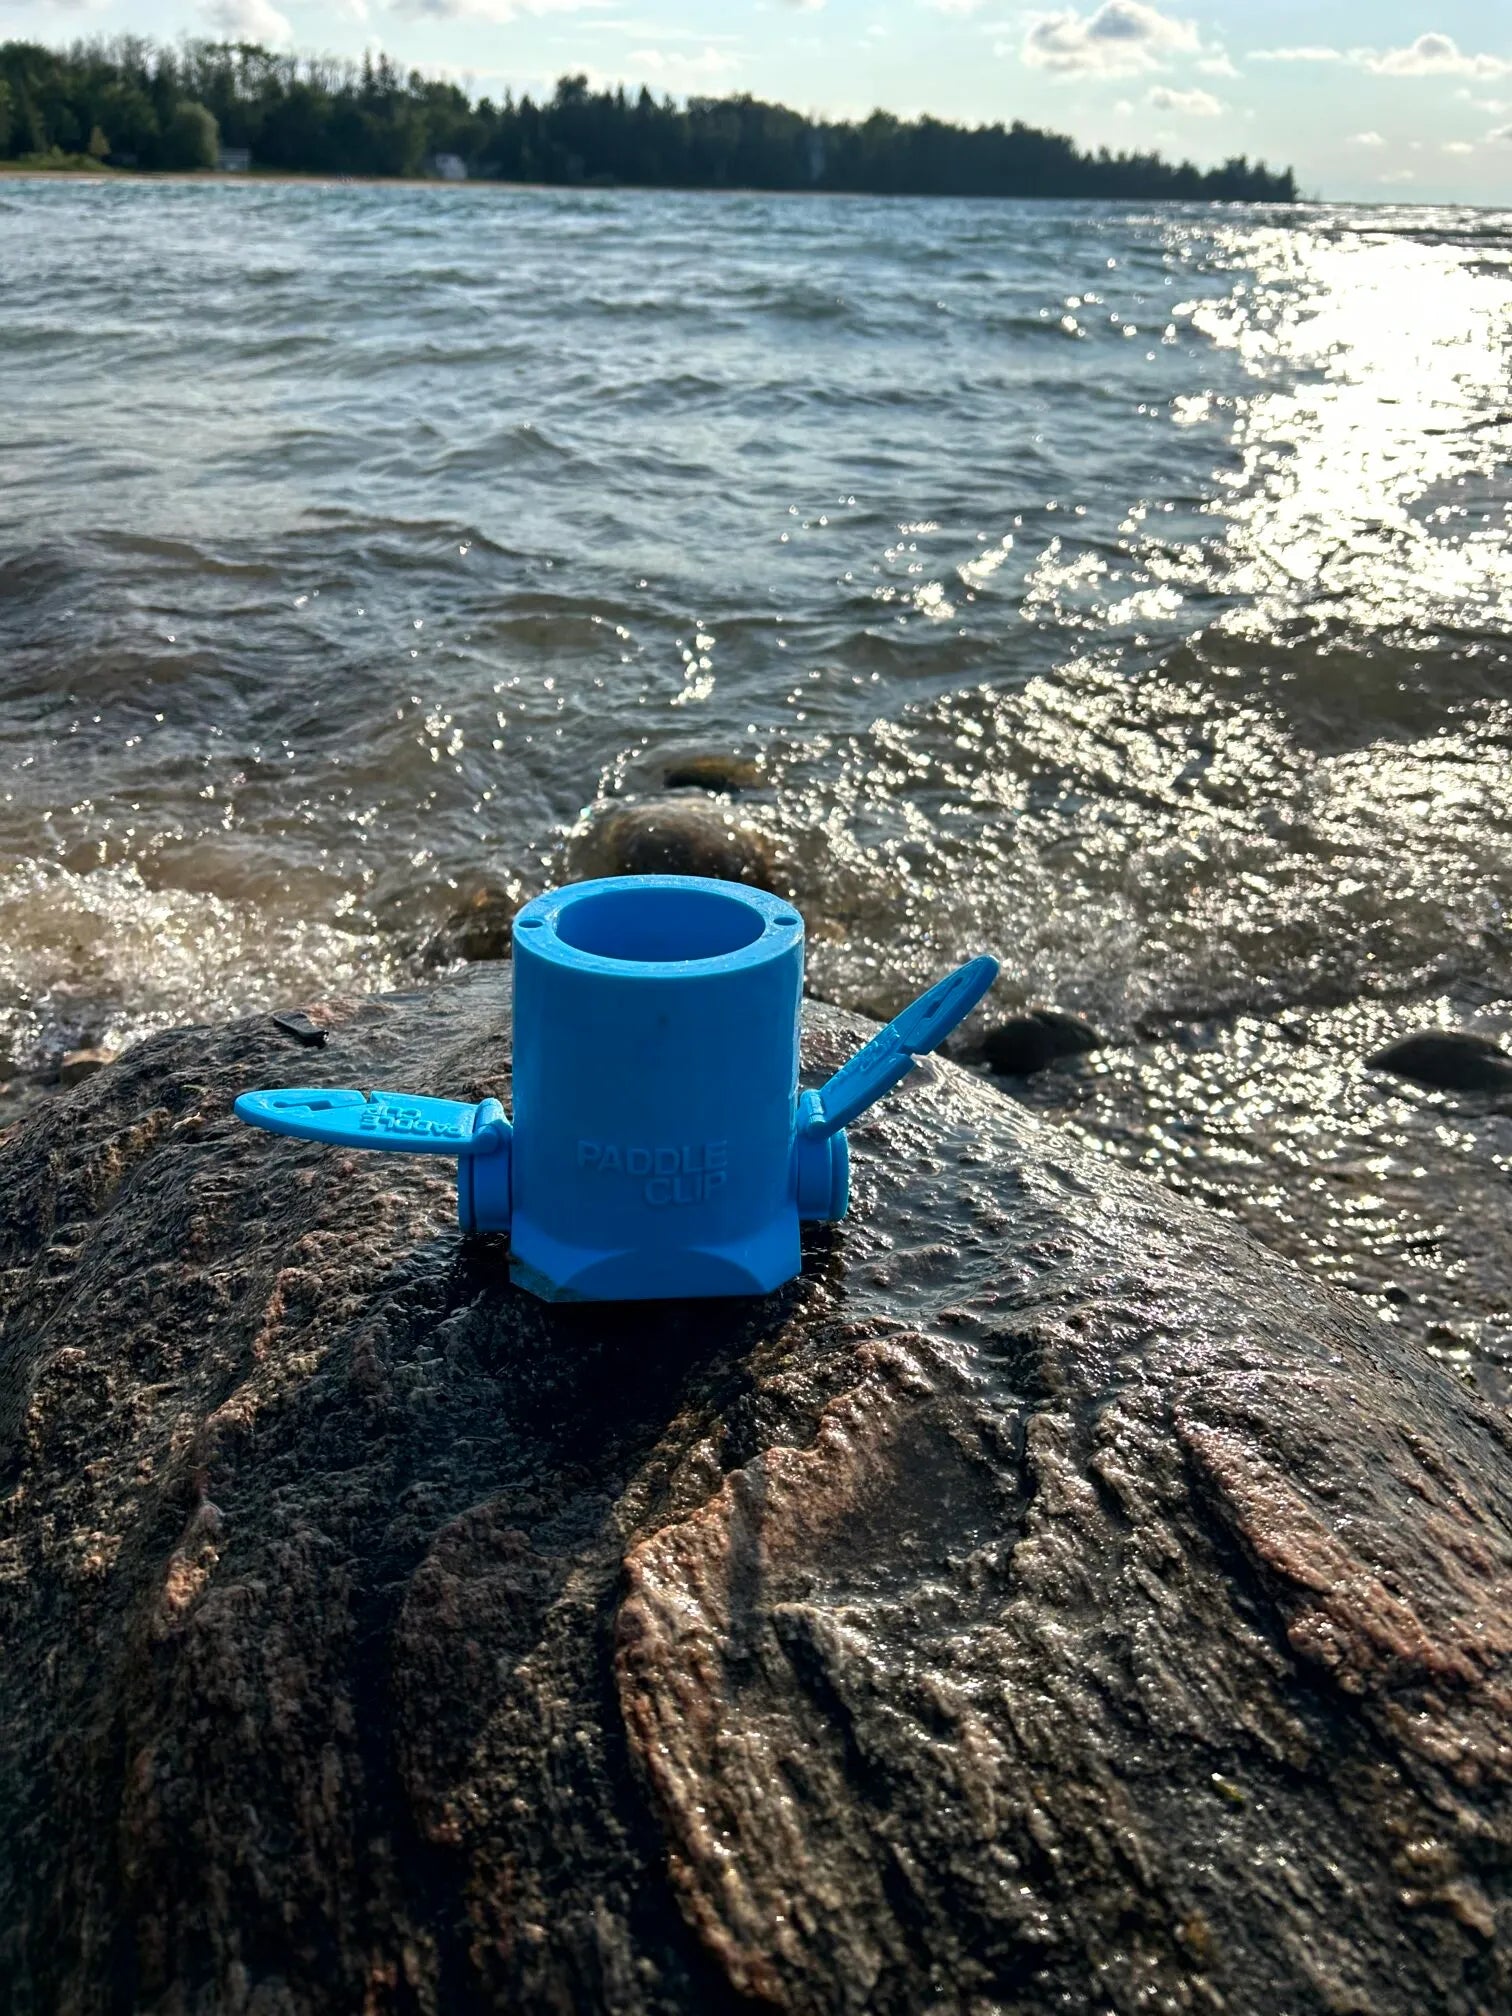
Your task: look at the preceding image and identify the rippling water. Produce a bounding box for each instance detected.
[4,181,1510,1375]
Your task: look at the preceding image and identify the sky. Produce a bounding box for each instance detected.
[9,0,1512,202]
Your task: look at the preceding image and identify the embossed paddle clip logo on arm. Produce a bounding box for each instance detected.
[235,875,997,1304]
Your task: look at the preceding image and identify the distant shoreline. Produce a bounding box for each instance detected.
[0,165,1308,205]
[0,45,1296,204]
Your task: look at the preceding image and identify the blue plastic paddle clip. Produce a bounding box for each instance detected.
[235,875,996,1302]
[234,1086,514,1234]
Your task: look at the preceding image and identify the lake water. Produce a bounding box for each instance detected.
[3,181,1510,1378]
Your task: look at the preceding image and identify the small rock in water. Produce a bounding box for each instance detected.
[58,1046,114,1085]
[423,887,521,965]
[974,1009,1102,1078]
[568,798,778,890]
[661,751,763,795]
[1367,1030,1512,1094]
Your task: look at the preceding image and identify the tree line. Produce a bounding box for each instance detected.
[0,37,1298,201]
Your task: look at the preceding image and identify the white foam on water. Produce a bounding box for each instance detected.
[0,858,403,1067]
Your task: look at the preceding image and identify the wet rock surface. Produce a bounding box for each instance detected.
[56,1045,116,1086]
[1010,994,1512,1410]
[2,967,1510,2016]
[566,798,780,891]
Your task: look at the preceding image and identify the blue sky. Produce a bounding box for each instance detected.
[11,0,1512,201]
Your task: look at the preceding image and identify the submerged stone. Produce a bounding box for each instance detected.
[423,886,522,965]
[1367,1028,1512,1093]
[567,798,779,890]
[660,752,764,795]
[0,967,1508,2015]
[972,1007,1103,1077]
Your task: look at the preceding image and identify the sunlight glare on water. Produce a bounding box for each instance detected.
[1203,218,1512,635]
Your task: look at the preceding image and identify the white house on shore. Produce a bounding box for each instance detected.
[428,153,468,182]
[218,147,251,173]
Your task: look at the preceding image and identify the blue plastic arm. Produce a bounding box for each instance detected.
[234,1087,511,1158]
[802,954,999,1140]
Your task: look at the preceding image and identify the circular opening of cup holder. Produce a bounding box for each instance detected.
[554,883,768,964]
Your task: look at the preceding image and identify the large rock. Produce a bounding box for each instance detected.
[1,967,1509,2015]
[566,798,779,890]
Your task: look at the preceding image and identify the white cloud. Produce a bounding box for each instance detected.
[1195,51,1237,77]
[1348,130,1385,145]
[1147,83,1221,115]
[1249,46,1343,63]
[333,0,368,18]
[581,18,741,41]
[1021,1,1198,77]
[1378,169,1416,183]
[921,0,985,13]
[1252,34,1510,82]
[1443,140,1474,154]
[203,0,292,40]
[393,0,607,20]
[625,44,739,86]
[1492,124,1512,142]
[1367,32,1510,80]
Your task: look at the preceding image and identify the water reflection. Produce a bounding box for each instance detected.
[1197,220,1512,634]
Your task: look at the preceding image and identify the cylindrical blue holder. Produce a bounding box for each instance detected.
[509,878,816,1299]
[235,874,997,1304]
